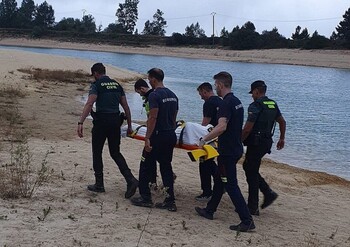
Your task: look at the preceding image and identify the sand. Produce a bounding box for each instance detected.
[0,40,350,247]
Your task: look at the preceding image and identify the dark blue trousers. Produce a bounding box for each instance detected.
[206,155,253,225]
[199,158,217,196]
[139,131,177,202]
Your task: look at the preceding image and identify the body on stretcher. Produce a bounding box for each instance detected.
[121,121,219,161]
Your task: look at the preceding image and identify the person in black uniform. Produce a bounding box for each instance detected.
[195,82,220,201]
[195,72,255,232]
[134,79,157,186]
[131,68,179,212]
[77,63,138,198]
[242,80,286,215]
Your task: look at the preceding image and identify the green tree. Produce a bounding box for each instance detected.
[304,31,330,49]
[34,1,54,28]
[0,0,18,28]
[54,17,80,31]
[228,21,261,50]
[16,0,35,28]
[142,9,167,36]
[261,27,287,48]
[184,22,206,38]
[81,14,96,33]
[336,7,350,43]
[115,0,139,34]
[292,25,309,40]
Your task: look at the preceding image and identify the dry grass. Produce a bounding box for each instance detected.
[0,85,53,199]
[17,67,91,83]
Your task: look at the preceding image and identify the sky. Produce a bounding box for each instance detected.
[32,0,349,38]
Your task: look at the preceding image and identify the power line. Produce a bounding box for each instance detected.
[215,13,341,23]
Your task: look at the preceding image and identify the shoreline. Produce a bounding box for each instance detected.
[1,44,350,246]
[1,38,350,69]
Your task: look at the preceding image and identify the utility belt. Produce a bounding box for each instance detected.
[91,110,126,125]
[243,132,272,146]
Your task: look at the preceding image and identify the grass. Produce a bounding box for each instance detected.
[17,67,91,83]
[0,85,53,199]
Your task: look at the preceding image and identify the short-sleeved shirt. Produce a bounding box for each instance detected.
[217,92,244,156]
[203,95,222,126]
[247,96,282,134]
[149,87,178,132]
[89,75,125,114]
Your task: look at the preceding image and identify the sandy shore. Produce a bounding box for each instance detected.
[1,46,350,247]
[1,38,350,69]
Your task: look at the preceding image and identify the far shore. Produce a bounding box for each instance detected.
[1,37,350,70]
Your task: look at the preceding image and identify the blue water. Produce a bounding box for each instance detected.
[1,45,349,180]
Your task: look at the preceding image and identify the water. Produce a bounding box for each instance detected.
[1,45,349,180]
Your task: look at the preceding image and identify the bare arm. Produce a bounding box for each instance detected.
[120,95,132,131]
[201,117,211,126]
[241,121,254,142]
[276,116,286,150]
[144,108,158,152]
[77,94,97,138]
[200,117,227,146]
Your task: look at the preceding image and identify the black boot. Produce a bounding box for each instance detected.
[125,177,138,199]
[87,174,105,193]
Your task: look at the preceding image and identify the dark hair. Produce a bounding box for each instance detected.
[91,63,106,75]
[147,68,164,81]
[134,79,149,90]
[213,71,232,88]
[197,82,213,92]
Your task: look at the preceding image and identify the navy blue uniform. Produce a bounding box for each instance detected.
[138,87,178,202]
[199,96,221,197]
[206,93,253,226]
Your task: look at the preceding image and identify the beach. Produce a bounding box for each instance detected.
[0,39,350,247]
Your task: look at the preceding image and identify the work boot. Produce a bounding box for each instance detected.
[229,221,256,232]
[261,191,278,209]
[87,174,105,193]
[87,184,105,193]
[125,177,138,199]
[195,207,213,220]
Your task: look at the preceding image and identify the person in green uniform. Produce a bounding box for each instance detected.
[242,80,286,216]
[77,63,138,198]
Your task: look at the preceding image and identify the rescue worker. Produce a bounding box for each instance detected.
[195,71,255,232]
[242,80,286,216]
[134,79,157,186]
[131,68,179,212]
[77,62,138,198]
[195,82,220,201]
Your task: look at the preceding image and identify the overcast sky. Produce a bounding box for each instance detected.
[33,0,349,38]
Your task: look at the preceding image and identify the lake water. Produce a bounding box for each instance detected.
[1,45,349,180]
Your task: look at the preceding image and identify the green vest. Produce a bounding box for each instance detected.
[252,97,278,136]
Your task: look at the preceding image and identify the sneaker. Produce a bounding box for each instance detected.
[229,221,255,232]
[125,178,139,199]
[195,194,212,202]
[261,191,278,209]
[87,184,105,193]
[195,207,213,220]
[155,201,177,212]
[131,197,153,208]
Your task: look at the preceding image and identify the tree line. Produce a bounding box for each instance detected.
[0,0,349,49]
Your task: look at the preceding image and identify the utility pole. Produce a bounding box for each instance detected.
[211,12,216,46]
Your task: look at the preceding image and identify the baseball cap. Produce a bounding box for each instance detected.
[90,63,105,76]
[249,80,267,94]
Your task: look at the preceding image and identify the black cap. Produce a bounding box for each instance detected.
[90,63,105,76]
[249,80,266,94]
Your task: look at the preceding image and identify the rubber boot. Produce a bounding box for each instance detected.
[87,174,105,193]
